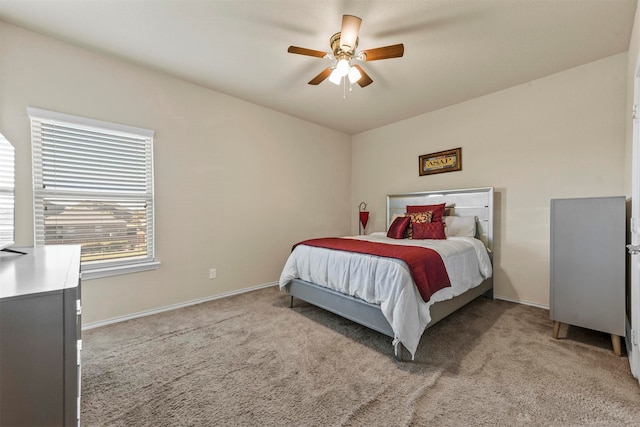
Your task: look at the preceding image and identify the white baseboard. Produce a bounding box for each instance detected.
[82,281,279,330]
[495,294,549,310]
[82,284,548,330]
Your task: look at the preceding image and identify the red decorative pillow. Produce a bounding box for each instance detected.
[387,216,411,239]
[407,203,446,222]
[412,221,446,240]
[405,211,433,239]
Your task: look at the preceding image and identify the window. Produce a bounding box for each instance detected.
[0,133,15,249]
[29,107,159,279]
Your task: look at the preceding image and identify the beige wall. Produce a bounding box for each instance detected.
[0,19,630,320]
[352,54,627,307]
[0,22,352,324]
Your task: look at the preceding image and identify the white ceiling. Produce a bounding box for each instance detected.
[0,0,637,134]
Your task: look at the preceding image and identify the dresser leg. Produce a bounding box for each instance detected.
[552,321,561,339]
[611,334,622,356]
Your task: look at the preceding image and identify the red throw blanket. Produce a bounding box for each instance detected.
[293,238,451,302]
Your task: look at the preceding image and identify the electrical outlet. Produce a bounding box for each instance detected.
[209,268,217,279]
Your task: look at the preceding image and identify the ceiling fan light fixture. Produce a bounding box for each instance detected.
[328,69,342,85]
[336,58,350,77]
[348,66,362,83]
[287,14,405,89]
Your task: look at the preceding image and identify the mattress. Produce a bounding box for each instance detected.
[279,232,493,358]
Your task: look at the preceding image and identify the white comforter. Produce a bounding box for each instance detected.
[278,232,493,358]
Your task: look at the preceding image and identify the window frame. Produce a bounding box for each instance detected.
[28,107,160,280]
[0,133,15,250]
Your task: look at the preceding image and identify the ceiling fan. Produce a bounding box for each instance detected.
[287,15,404,88]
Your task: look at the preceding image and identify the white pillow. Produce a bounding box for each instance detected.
[444,216,476,237]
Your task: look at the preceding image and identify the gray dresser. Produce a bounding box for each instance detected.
[550,196,625,355]
[0,245,82,426]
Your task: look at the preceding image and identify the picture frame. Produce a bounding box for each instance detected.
[419,147,462,176]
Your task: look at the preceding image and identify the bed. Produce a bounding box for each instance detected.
[279,187,494,360]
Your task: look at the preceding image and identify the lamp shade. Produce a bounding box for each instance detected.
[359,211,369,229]
[336,58,350,76]
[328,69,342,85]
[348,66,362,84]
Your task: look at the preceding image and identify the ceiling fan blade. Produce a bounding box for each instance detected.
[340,15,362,52]
[361,44,404,61]
[287,46,328,58]
[308,68,332,85]
[353,65,373,87]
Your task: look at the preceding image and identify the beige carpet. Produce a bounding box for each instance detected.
[81,286,640,426]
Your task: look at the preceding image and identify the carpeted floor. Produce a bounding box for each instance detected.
[81,286,640,426]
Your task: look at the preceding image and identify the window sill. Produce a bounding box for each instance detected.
[81,260,161,280]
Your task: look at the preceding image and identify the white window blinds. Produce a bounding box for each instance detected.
[29,108,156,272]
[0,133,15,249]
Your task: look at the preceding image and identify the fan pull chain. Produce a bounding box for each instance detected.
[343,77,347,99]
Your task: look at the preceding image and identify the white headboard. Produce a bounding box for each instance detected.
[386,187,494,252]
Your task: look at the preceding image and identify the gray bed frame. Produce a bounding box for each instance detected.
[285,187,494,360]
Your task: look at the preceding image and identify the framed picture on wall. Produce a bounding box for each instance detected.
[419,147,462,176]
